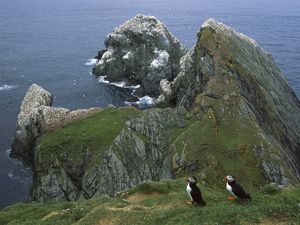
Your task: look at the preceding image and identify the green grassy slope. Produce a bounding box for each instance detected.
[36,107,141,169]
[1,179,300,225]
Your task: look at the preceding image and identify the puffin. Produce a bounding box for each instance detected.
[224,175,251,200]
[186,176,206,206]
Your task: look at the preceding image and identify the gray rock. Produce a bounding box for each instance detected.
[93,14,187,97]
[198,19,300,178]
[11,84,53,165]
[261,161,289,185]
[159,18,300,181]
[157,50,202,108]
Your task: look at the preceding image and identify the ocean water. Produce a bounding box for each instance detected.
[0,0,299,208]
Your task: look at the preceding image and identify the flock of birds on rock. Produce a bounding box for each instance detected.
[186,175,251,206]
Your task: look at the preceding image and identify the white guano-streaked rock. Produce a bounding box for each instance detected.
[201,18,258,47]
[93,14,187,97]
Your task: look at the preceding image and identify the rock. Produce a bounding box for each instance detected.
[157,50,201,108]
[11,84,53,165]
[158,18,300,182]
[261,161,289,185]
[92,14,187,97]
[95,49,106,60]
[195,18,300,179]
[11,84,101,166]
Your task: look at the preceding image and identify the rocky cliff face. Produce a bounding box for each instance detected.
[158,18,300,182]
[32,107,188,201]
[92,14,187,97]
[11,84,53,165]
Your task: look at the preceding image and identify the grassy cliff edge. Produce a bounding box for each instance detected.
[1,179,300,225]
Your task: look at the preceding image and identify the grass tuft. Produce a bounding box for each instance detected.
[128,180,173,195]
[260,183,282,195]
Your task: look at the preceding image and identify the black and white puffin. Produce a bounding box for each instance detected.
[224,175,251,200]
[186,176,206,206]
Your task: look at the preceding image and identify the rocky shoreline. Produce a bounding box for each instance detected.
[11,15,300,202]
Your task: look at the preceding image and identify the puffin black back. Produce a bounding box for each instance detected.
[186,177,206,206]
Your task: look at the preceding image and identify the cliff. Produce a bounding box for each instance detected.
[157,18,300,182]
[32,106,188,201]
[11,15,300,204]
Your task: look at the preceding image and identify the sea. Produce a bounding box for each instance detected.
[0,0,299,208]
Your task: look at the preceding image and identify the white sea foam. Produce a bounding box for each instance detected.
[0,84,18,91]
[8,172,14,178]
[125,95,154,108]
[6,149,11,156]
[98,76,140,90]
[111,81,127,88]
[85,58,97,66]
[98,76,109,84]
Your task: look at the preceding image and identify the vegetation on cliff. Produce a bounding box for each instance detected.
[31,103,297,202]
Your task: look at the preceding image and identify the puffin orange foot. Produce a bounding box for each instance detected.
[227,196,236,201]
[186,200,193,206]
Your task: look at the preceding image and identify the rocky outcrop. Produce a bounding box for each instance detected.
[158,18,300,181]
[11,84,53,165]
[156,50,200,107]
[200,19,300,180]
[32,107,188,201]
[92,14,187,97]
[11,84,101,166]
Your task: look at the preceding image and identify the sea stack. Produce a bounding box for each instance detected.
[92,14,187,97]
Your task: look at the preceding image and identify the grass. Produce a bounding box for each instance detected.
[170,105,267,190]
[35,107,141,171]
[1,179,300,225]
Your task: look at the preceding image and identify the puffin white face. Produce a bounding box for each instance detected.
[188,176,197,184]
[225,175,235,182]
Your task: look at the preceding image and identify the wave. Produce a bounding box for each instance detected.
[125,95,154,108]
[98,76,109,84]
[85,58,97,66]
[0,84,18,92]
[98,76,140,90]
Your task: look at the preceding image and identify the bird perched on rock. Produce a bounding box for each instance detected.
[224,175,251,200]
[186,176,206,206]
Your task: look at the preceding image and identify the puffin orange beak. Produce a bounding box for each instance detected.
[223,176,227,182]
